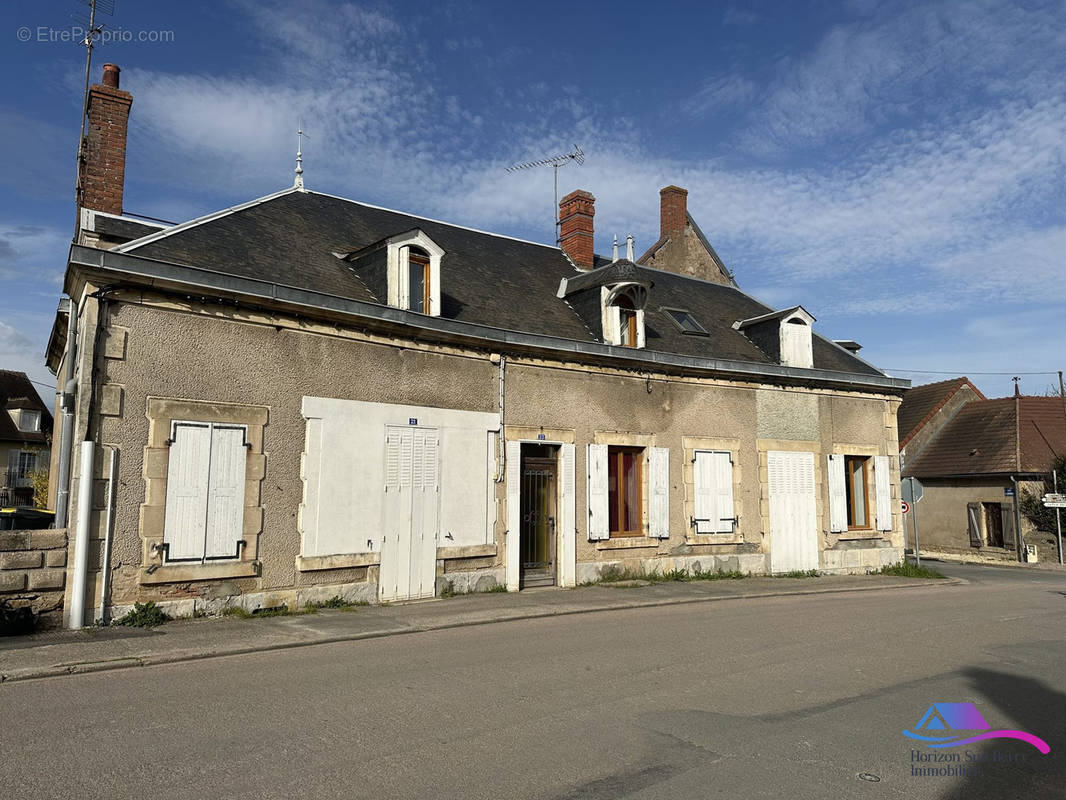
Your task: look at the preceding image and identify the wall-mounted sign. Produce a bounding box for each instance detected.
[408,418,418,426]
[1004,487,1015,497]
[537,433,546,440]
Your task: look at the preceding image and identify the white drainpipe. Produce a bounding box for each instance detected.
[67,441,95,629]
[96,446,117,625]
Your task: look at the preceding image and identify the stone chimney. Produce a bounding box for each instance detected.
[559,189,595,269]
[80,63,132,216]
[660,185,688,239]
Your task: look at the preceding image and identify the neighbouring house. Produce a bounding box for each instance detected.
[0,370,53,507]
[45,64,910,627]
[900,383,1066,561]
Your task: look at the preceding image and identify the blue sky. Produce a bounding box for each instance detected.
[2,0,1065,402]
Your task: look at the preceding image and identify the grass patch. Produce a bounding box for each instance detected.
[440,580,508,598]
[878,562,945,579]
[775,569,821,579]
[583,564,751,586]
[304,595,369,612]
[114,601,169,628]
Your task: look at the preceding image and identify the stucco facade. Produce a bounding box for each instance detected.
[62,288,904,619]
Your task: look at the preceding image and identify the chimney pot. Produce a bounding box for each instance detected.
[660,185,688,238]
[559,189,595,269]
[102,63,120,89]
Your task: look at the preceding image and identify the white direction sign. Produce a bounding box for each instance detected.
[902,477,924,504]
[1043,493,1066,508]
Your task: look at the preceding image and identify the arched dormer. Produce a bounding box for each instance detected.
[556,259,653,349]
[386,229,444,316]
[602,280,648,348]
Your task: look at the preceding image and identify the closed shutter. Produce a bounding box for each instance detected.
[505,440,521,591]
[163,423,211,561]
[827,454,847,533]
[967,503,982,547]
[649,447,670,539]
[694,451,735,533]
[559,443,577,587]
[204,425,247,559]
[606,305,621,345]
[1001,504,1016,549]
[587,443,609,540]
[874,455,892,531]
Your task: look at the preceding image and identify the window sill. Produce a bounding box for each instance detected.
[686,533,744,546]
[297,552,380,571]
[437,544,497,559]
[595,537,660,551]
[140,560,260,585]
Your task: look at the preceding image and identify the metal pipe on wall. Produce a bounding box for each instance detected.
[54,297,78,528]
[67,441,95,629]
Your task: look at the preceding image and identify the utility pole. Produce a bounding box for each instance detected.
[909,476,921,567]
[1055,468,1063,566]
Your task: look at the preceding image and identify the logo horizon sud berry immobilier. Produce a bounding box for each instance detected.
[903,702,1050,753]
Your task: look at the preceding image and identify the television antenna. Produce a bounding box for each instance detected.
[507,144,584,243]
[72,0,115,238]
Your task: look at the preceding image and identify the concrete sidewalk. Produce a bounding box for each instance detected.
[0,573,957,684]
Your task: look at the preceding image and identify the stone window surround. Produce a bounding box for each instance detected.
[385,229,444,316]
[681,435,744,545]
[592,431,656,548]
[139,397,267,585]
[830,442,886,542]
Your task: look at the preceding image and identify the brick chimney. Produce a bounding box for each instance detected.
[660,185,688,239]
[79,63,132,216]
[559,189,595,269]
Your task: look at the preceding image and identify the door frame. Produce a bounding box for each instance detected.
[506,438,576,591]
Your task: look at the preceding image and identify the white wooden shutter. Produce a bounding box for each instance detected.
[695,451,735,533]
[204,425,247,558]
[505,440,521,591]
[648,447,670,538]
[874,455,892,531]
[6,448,19,478]
[606,305,621,345]
[163,423,211,561]
[587,443,609,540]
[711,451,735,532]
[827,454,848,533]
[559,443,577,587]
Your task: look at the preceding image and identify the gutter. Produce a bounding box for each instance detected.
[67,244,910,394]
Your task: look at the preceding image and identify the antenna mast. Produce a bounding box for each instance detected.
[72,0,114,239]
[507,144,585,243]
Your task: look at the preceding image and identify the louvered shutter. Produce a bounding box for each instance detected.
[505,440,521,591]
[559,443,577,587]
[204,425,247,558]
[649,447,670,538]
[587,444,609,540]
[827,454,848,533]
[967,503,982,547]
[163,423,211,560]
[874,455,892,531]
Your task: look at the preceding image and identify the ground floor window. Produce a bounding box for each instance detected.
[608,446,643,537]
[844,455,870,529]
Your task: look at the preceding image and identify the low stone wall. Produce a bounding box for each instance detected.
[0,529,68,629]
[821,540,902,574]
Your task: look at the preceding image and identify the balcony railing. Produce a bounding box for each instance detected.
[1,469,35,489]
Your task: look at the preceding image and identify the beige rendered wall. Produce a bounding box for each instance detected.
[86,292,903,613]
[909,477,1042,554]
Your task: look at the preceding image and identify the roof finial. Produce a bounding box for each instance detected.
[294,125,308,191]
[612,235,619,262]
[625,234,634,261]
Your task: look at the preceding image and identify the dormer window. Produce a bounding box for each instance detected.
[615,296,638,347]
[733,306,815,369]
[780,313,813,368]
[603,286,646,348]
[385,229,444,316]
[17,410,41,432]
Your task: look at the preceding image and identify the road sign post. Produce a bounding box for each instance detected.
[908,476,921,567]
[1055,472,1063,566]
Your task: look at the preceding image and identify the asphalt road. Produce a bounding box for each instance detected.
[2,561,1063,800]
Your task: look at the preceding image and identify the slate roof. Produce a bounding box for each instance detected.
[897,377,986,448]
[904,396,1066,477]
[119,188,884,377]
[0,371,52,445]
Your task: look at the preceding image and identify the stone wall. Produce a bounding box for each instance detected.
[0,529,67,628]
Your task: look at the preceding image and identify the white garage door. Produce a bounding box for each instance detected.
[767,450,819,574]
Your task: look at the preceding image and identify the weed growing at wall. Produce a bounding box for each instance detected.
[114,601,168,628]
[878,562,945,579]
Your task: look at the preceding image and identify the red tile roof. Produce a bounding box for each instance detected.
[905,396,1066,477]
[897,377,985,448]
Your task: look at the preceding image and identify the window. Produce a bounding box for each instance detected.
[662,307,708,336]
[844,456,869,529]
[17,451,35,479]
[615,296,638,347]
[386,229,444,316]
[827,454,892,533]
[779,313,813,368]
[407,250,431,314]
[16,410,41,432]
[162,421,248,562]
[608,446,643,537]
[693,450,735,533]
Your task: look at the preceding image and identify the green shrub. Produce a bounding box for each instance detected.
[114,601,168,628]
[878,562,945,579]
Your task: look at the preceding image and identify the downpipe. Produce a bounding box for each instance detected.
[96,446,117,625]
[54,297,78,528]
[67,441,94,629]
